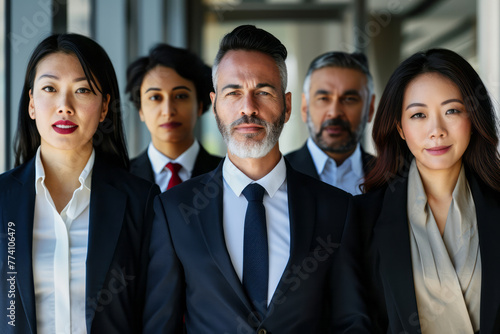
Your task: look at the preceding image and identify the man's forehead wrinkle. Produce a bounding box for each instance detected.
[219,71,278,89]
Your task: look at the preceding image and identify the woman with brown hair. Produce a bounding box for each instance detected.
[126,44,221,192]
[344,48,499,334]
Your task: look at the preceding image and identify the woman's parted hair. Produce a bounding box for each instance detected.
[14,33,129,169]
[363,48,500,193]
[126,43,213,113]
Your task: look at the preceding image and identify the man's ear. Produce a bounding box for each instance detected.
[210,92,216,116]
[284,92,292,123]
[301,93,308,123]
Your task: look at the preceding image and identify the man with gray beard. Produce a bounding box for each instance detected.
[286,52,375,195]
[144,25,366,333]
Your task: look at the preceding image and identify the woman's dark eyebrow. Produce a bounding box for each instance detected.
[405,102,426,110]
[145,87,161,93]
[172,86,191,91]
[442,98,464,105]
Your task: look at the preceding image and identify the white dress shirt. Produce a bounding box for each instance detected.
[147,140,200,192]
[32,147,94,334]
[307,137,364,195]
[222,155,290,305]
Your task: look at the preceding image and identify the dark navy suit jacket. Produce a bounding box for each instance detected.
[144,158,368,333]
[342,169,500,334]
[129,142,221,185]
[0,155,160,333]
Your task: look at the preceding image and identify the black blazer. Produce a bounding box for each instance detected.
[347,169,500,334]
[0,155,160,333]
[129,142,222,185]
[285,142,375,181]
[143,158,364,333]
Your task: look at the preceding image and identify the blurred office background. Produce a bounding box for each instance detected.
[0,0,498,173]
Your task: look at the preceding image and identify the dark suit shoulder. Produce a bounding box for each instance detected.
[0,159,36,192]
[98,158,158,194]
[354,185,393,232]
[0,164,24,185]
[286,162,352,237]
[466,169,500,206]
[354,186,385,209]
[130,149,149,168]
[289,163,349,199]
[285,144,308,163]
[192,144,222,177]
[129,150,155,183]
[285,144,319,179]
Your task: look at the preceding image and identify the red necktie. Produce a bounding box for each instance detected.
[166,162,183,190]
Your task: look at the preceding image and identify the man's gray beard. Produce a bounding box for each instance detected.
[215,105,286,159]
[306,109,367,153]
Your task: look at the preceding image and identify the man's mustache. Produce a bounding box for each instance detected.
[318,118,351,134]
[230,115,268,129]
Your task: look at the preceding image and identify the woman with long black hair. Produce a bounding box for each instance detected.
[0,33,159,333]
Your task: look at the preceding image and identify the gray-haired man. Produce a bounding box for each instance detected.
[286,52,375,195]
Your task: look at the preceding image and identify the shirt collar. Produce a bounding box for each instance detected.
[148,140,200,174]
[35,147,95,194]
[349,143,364,178]
[223,154,287,198]
[307,137,329,175]
[306,137,364,177]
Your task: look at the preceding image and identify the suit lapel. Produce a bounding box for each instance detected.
[197,164,254,312]
[375,179,421,334]
[8,161,37,333]
[470,173,500,333]
[269,164,316,305]
[85,159,126,326]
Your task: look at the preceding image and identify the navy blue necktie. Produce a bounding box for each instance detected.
[242,183,268,317]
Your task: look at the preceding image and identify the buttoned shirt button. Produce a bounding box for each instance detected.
[257,329,267,334]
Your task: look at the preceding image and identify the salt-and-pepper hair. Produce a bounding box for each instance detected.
[303,51,374,102]
[212,25,288,94]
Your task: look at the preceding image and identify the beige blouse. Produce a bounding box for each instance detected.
[407,159,481,334]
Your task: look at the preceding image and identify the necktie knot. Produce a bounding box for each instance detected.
[242,183,266,202]
[166,162,182,174]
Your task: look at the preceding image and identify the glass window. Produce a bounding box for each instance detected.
[68,0,91,36]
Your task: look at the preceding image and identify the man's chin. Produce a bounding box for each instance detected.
[317,137,344,149]
[316,138,356,154]
[226,138,274,159]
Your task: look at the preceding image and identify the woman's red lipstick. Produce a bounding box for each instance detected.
[425,145,451,156]
[52,120,78,134]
